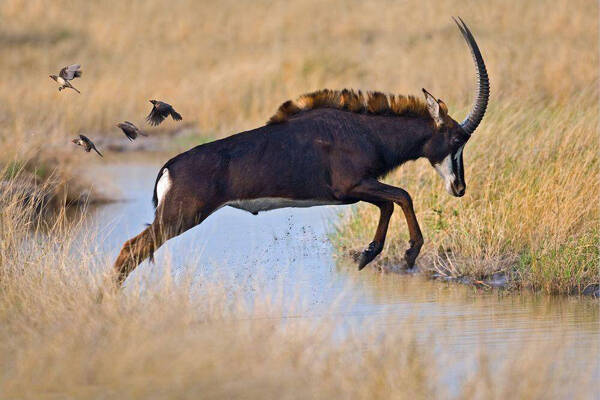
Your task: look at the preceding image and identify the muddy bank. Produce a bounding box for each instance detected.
[355,257,600,298]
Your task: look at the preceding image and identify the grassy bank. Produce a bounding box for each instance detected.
[0,184,596,399]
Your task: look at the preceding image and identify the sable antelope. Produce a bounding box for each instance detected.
[49,64,82,93]
[113,17,489,286]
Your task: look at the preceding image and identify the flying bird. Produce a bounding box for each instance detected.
[49,64,82,93]
[72,134,103,157]
[116,121,147,141]
[146,100,182,126]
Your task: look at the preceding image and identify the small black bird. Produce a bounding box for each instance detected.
[49,64,82,93]
[116,121,147,141]
[72,134,103,157]
[146,100,182,126]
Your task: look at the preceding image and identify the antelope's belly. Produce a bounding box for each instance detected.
[226,198,342,214]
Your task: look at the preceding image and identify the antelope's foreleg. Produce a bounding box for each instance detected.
[351,179,424,269]
[356,200,394,270]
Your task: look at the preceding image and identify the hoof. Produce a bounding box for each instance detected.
[357,241,383,271]
[404,241,422,269]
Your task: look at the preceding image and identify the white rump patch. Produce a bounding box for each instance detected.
[433,155,456,195]
[156,168,172,206]
[226,198,342,214]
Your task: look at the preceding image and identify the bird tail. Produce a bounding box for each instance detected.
[93,146,103,157]
[170,110,182,121]
[69,84,81,94]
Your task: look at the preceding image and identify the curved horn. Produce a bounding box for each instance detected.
[453,17,489,135]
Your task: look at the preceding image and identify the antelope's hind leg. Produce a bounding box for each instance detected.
[112,201,216,287]
[356,200,394,270]
[113,223,164,286]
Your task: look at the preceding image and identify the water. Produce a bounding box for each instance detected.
[81,160,599,388]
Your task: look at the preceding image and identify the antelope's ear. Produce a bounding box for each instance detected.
[422,88,444,128]
[437,99,448,115]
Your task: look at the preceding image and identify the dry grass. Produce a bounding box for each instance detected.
[0,183,596,399]
[0,0,596,148]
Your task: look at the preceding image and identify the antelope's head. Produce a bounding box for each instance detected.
[422,17,489,197]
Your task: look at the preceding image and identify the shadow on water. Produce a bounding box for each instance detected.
[80,159,599,387]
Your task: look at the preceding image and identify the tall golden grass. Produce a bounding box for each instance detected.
[0,180,596,399]
[0,0,596,149]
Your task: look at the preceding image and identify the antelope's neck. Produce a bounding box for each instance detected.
[370,116,433,171]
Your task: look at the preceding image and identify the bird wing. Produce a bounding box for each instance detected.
[129,122,146,137]
[126,121,147,136]
[117,123,135,139]
[80,134,94,150]
[146,107,167,126]
[80,134,102,157]
[59,64,82,80]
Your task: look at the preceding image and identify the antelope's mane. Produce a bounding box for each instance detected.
[267,88,429,125]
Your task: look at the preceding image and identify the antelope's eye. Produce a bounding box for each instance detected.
[451,137,462,145]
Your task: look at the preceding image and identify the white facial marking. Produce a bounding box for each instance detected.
[433,155,456,195]
[156,168,171,206]
[226,198,342,214]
